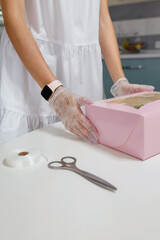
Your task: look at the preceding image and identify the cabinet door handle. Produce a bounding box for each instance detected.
[123,65,145,70]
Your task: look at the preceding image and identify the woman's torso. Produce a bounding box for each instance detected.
[25,0,100,45]
[0,0,103,116]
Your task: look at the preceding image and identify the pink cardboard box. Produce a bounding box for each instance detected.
[85,92,160,160]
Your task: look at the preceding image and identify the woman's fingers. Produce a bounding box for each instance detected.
[112,81,155,97]
[124,84,155,95]
[66,114,99,144]
[72,114,99,144]
[76,122,98,144]
[79,114,99,140]
[78,96,93,106]
[69,126,94,143]
[65,107,99,143]
[133,84,155,92]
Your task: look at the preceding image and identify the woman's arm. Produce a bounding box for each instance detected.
[99,0,125,83]
[99,0,154,96]
[1,0,99,144]
[1,0,56,88]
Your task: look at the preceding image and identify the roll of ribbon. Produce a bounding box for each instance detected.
[4,148,44,168]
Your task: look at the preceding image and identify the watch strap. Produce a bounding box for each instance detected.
[48,80,63,93]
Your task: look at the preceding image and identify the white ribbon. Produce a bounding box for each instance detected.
[4,148,45,168]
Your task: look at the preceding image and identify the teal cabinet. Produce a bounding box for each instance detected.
[103,58,160,98]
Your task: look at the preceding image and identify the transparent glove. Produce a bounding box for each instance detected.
[110,78,155,97]
[49,86,99,144]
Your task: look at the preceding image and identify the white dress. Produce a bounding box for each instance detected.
[0,0,103,145]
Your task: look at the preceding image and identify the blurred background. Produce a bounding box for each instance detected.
[0,4,3,37]
[105,0,160,98]
[108,0,160,50]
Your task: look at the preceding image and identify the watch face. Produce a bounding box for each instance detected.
[41,85,53,101]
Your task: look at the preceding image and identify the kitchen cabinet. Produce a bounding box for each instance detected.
[103,57,160,98]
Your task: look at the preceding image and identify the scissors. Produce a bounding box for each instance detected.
[48,156,117,192]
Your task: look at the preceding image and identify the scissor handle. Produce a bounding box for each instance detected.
[48,161,64,169]
[61,156,77,166]
[48,156,77,170]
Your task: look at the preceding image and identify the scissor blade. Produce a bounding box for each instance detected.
[85,175,117,191]
[74,168,117,191]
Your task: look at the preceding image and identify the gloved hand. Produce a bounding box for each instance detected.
[110,78,155,97]
[49,86,99,144]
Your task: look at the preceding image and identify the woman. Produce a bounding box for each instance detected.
[0,0,154,145]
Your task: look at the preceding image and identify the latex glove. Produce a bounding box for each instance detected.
[49,86,99,144]
[110,78,155,97]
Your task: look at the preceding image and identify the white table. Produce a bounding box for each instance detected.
[0,122,160,240]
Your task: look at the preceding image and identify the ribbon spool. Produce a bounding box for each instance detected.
[4,148,45,168]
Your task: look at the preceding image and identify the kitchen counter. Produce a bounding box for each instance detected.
[0,122,160,240]
[120,50,160,59]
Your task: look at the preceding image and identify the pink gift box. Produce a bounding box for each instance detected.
[85,92,160,160]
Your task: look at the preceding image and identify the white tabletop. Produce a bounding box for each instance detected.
[0,122,160,240]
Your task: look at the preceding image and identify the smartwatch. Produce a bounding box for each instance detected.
[41,80,63,101]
